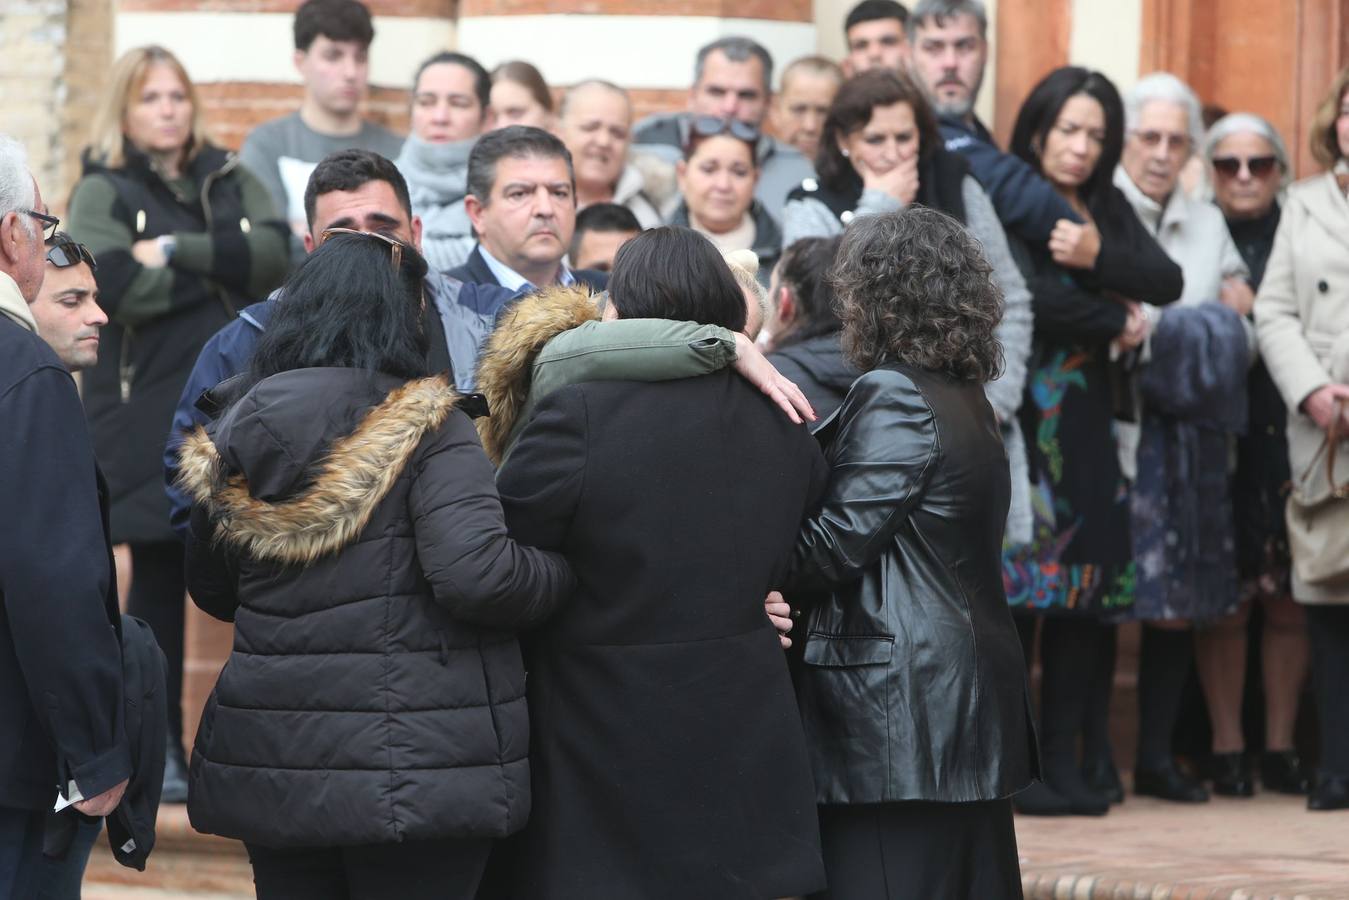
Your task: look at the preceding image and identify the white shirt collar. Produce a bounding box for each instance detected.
[478,244,574,291]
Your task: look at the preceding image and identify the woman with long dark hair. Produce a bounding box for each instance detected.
[1003,66,1183,814]
[786,206,1033,899]
[176,232,573,899]
[490,226,828,899]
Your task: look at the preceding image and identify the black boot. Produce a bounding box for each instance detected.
[1081,624,1123,804]
[1209,752,1255,797]
[1040,619,1109,815]
[1260,750,1311,795]
[1308,774,1349,811]
[1135,625,1206,802]
[162,738,188,804]
[1013,781,1073,816]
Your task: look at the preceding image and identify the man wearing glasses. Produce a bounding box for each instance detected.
[0,136,130,897]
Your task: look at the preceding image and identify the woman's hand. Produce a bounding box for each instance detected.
[1218,277,1255,318]
[1302,383,1349,433]
[131,238,168,268]
[1115,301,1150,352]
[1048,219,1101,270]
[765,591,795,649]
[733,334,816,424]
[856,155,919,206]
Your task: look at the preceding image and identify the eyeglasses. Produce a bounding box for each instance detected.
[26,210,60,241]
[1211,155,1279,179]
[45,232,97,271]
[319,227,408,269]
[1129,129,1191,154]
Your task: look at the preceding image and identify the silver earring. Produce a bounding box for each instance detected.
[841,148,850,157]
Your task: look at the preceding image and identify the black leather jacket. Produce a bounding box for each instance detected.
[788,364,1038,804]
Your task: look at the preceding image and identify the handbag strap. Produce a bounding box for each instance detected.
[1303,398,1349,498]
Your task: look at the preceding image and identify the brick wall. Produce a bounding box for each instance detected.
[0,0,69,209]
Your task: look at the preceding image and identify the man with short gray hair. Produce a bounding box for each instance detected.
[632,36,813,224]
[907,0,1088,246]
[0,134,130,896]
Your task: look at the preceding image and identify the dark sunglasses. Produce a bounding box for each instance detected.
[45,232,97,271]
[688,116,761,149]
[1211,155,1279,179]
[319,227,408,268]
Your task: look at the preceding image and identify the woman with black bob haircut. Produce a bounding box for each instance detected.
[784,205,1034,900]
[1002,66,1182,816]
[604,224,747,329]
[175,231,574,900]
[491,225,829,898]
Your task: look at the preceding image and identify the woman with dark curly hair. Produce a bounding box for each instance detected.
[785,206,1035,900]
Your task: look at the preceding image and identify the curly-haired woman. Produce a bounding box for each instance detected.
[785,206,1035,899]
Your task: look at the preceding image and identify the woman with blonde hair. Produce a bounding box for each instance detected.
[66,44,288,803]
[1254,66,1349,812]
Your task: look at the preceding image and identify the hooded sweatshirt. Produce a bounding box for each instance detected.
[396,135,477,273]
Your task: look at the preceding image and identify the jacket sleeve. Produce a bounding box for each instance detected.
[170,166,290,300]
[183,506,241,622]
[1029,266,1129,343]
[164,315,265,540]
[409,409,575,628]
[1255,207,1329,409]
[0,366,130,800]
[531,319,738,400]
[1086,194,1185,305]
[948,135,1082,243]
[788,371,939,589]
[781,197,845,249]
[964,178,1032,421]
[496,386,589,554]
[66,175,221,328]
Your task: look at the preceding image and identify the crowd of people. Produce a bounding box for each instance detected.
[2,0,1349,897]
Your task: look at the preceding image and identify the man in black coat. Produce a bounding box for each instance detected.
[0,139,129,896]
[446,127,608,292]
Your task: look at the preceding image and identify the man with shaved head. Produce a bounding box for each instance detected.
[556,80,669,228]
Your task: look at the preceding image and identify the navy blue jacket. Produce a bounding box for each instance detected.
[0,316,131,811]
[446,245,608,293]
[940,115,1083,244]
[162,273,519,539]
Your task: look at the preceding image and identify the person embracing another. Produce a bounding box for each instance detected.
[787,206,1035,900]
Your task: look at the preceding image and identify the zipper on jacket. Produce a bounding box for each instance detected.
[119,328,136,403]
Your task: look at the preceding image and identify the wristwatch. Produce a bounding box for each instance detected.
[157,234,177,264]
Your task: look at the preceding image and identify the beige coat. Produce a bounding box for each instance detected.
[1254,170,1349,604]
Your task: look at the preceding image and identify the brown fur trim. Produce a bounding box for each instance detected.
[473,285,599,466]
[175,375,459,567]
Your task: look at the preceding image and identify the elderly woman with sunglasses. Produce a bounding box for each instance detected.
[782,69,1035,546]
[665,116,781,286]
[65,45,288,803]
[1189,113,1313,799]
[1112,73,1255,803]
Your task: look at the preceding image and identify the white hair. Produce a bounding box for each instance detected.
[1204,112,1292,189]
[1124,73,1204,150]
[0,135,36,236]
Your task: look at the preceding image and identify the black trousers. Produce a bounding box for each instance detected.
[813,800,1023,900]
[0,807,45,900]
[245,837,492,900]
[126,541,186,743]
[1305,604,1349,777]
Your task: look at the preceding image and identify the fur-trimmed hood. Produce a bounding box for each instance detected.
[474,285,600,466]
[176,368,459,566]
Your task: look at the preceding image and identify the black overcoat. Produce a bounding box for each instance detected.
[496,371,830,900]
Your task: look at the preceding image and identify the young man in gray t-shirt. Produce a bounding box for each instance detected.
[240,0,403,246]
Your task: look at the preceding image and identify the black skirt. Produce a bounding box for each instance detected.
[813,800,1023,900]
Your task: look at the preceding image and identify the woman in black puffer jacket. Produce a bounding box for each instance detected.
[176,233,573,900]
